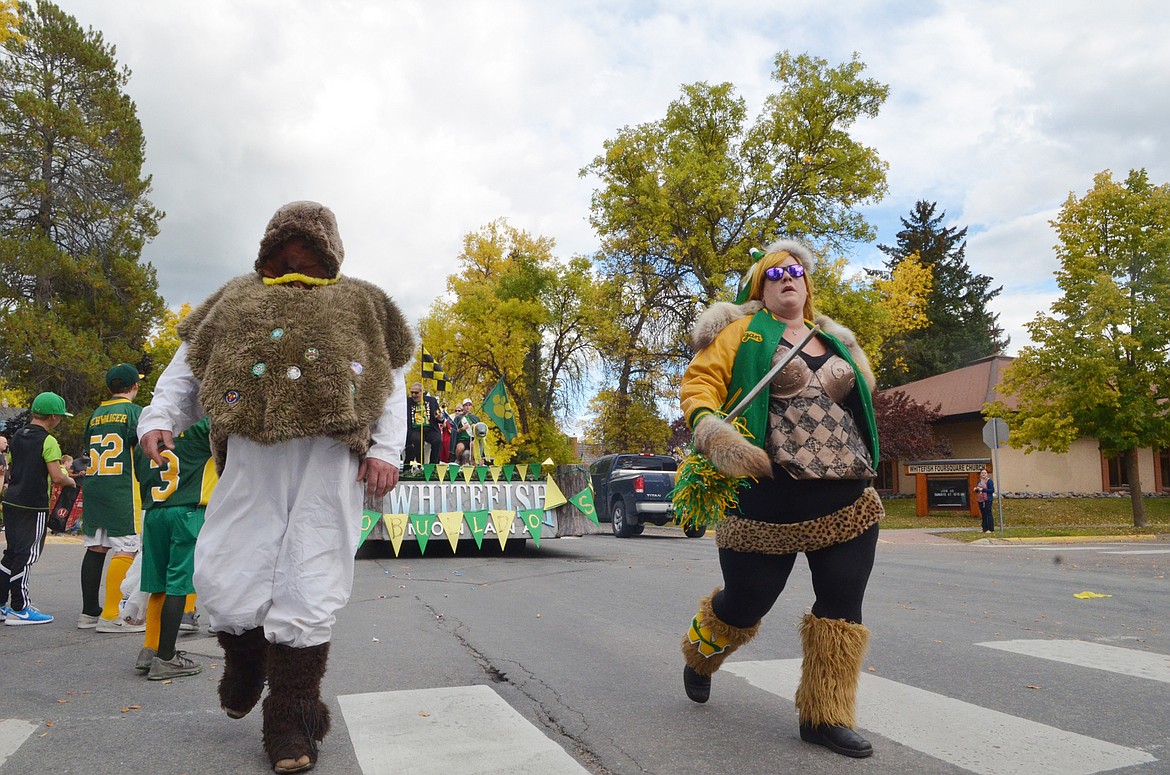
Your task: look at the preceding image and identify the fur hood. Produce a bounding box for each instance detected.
[691,301,875,391]
[254,201,345,278]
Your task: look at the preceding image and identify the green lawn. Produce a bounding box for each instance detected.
[880,495,1170,541]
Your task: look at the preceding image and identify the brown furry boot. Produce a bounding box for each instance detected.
[262,642,332,774]
[794,614,873,758]
[680,588,761,703]
[217,628,268,719]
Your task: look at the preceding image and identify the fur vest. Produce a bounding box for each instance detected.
[178,274,413,470]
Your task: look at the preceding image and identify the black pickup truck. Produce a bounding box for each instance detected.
[588,453,705,538]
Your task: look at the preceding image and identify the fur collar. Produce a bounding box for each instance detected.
[690,301,875,391]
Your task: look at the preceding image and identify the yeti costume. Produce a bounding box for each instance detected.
[139,201,411,772]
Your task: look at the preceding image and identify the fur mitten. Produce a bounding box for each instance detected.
[693,414,772,479]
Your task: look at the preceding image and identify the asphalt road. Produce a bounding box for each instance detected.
[1,528,1167,774]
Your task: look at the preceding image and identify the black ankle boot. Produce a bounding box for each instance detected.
[799,722,873,758]
[683,665,711,703]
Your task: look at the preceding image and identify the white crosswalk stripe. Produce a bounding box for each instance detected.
[724,657,1157,775]
[0,719,37,768]
[338,685,589,775]
[979,639,1170,683]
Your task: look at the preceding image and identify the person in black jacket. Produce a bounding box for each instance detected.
[405,383,443,465]
[1,393,77,625]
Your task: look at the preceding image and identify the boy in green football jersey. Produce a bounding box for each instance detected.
[79,364,146,632]
[133,416,216,679]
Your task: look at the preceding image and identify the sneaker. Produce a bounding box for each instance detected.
[96,614,147,633]
[77,612,100,629]
[147,651,202,681]
[5,606,54,625]
[179,610,200,632]
[135,647,157,672]
[0,605,11,619]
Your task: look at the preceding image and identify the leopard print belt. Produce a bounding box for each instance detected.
[715,486,883,555]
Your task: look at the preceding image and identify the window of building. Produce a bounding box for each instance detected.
[875,459,897,492]
[1103,453,1129,491]
[1157,448,1169,493]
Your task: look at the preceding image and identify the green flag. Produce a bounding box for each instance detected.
[481,377,518,442]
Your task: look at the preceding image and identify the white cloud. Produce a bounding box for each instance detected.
[45,0,1170,364]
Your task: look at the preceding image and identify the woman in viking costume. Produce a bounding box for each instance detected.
[678,239,883,758]
[139,201,412,773]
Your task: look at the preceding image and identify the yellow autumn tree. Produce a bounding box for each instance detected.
[0,0,23,45]
[418,220,605,464]
[873,253,933,379]
[140,303,191,403]
[811,252,932,384]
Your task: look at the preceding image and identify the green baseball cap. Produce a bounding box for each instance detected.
[30,391,73,417]
[106,363,141,392]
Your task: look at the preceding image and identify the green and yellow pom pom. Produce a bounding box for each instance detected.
[670,450,745,530]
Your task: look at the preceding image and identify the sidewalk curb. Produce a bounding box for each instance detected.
[977,534,1167,544]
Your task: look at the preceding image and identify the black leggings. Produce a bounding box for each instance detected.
[712,523,879,628]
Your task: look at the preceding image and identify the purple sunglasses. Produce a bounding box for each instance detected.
[763,264,805,281]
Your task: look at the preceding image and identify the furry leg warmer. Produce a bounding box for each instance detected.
[681,588,761,677]
[217,627,269,719]
[263,642,332,774]
[794,614,869,728]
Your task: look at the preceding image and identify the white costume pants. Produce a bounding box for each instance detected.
[194,435,363,648]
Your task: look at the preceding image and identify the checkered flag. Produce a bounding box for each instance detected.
[420,347,453,394]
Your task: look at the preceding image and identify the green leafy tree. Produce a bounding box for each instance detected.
[582,51,889,445]
[584,384,671,454]
[0,1,164,448]
[989,169,1170,527]
[877,201,1006,385]
[418,220,603,464]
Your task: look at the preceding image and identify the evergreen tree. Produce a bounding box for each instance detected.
[877,201,1007,385]
[0,1,163,445]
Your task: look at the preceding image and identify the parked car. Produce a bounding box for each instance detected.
[588,453,705,538]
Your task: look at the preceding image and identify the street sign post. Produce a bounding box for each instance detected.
[982,418,1009,530]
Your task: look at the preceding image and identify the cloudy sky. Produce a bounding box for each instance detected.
[53,1,1170,366]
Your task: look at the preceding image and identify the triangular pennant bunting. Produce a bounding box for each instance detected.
[409,513,437,554]
[383,513,409,556]
[543,475,568,509]
[465,509,490,549]
[568,486,598,524]
[489,510,514,550]
[438,511,464,553]
[358,509,381,549]
[518,509,544,548]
